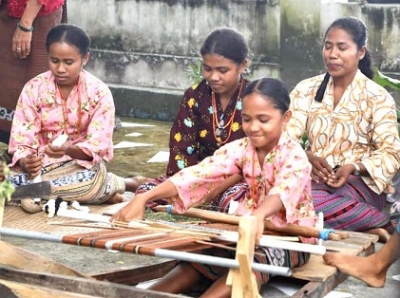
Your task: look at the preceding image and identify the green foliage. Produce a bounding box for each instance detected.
[300,133,309,150]
[373,68,400,123]
[186,60,203,85]
[0,165,15,202]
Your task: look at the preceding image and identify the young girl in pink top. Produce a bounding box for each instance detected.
[112,77,316,297]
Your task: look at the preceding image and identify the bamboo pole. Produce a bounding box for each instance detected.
[153,206,345,241]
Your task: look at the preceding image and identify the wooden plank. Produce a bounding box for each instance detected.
[0,241,89,278]
[0,266,186,298]
[292,232,376,282]
[0,279,101,298]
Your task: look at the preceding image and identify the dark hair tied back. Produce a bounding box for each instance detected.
[243,77,290,114]
[46,24,91,56]
[200,27,249,65]
[315,17,373,102]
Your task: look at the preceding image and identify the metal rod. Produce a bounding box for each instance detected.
[152,248,291,276]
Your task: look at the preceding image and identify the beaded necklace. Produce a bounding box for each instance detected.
[211,79,244,145]
[56,80,82,138]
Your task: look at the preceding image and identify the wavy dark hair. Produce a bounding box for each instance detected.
[315,17,373,102]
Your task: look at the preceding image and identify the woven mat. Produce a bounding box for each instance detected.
[2,202,128,236]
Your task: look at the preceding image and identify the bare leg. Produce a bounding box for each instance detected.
[364,227,392,243]
[104,193,128,204]
[148,262,202,294]
[201,274,231,298]
[323,231,400,287]
[125,176,151,193]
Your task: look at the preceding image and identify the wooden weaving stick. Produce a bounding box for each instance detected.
[154,206,346,240]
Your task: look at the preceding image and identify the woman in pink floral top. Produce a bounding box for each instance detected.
[8,24,137,213]
[112,78,316,297]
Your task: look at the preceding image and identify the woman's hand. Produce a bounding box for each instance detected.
[19,154,43,179]
[110,195,147,223]
[307,153,335,183]
[44,141,71,159]
[12,28,32,59]
[326,165,354,188]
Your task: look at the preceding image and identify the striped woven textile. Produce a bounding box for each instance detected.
[312,175,390,231]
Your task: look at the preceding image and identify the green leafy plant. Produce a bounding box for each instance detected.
[186,60,203,85]
[0,165,15,203]
[373,68,400,123]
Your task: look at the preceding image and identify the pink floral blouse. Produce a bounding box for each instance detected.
[169,135,316,231]
[9,70,115,169]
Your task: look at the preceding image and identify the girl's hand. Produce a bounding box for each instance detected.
[326,165,353,188]
[19,154,43,179]
[307,153,335,183]
[110,195,147,223]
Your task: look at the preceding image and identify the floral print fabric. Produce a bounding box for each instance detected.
[9,70,115,169]
[169,135,316,236]
[287,70,400,194]
[166,78,249,176]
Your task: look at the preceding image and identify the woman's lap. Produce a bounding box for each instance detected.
[10,160,125,204]
[312,175,390,230]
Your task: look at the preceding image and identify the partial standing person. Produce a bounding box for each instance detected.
[137,27,251,212]
[0,0,67,144]
[287,16,400,242]
[111,78,316,298]
[7,24,143,213]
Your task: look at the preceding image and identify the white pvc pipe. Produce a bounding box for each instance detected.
[153,248,291,276]
[56,208,111,223]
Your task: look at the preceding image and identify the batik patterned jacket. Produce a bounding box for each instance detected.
[287,70,400,194]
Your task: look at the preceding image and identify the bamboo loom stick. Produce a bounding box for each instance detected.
[0,227,291,276]
[153,206,346,241]
[55,209,326,255]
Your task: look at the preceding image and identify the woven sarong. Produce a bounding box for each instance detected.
[136,175,248,212]
[0,4,62,143]
[10,160,126,204]
[312,175,390,231]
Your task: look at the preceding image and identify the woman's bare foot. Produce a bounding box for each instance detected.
[323,253,386,287]
[104,193,128,204]
[124,176,151,192]
[365,228,391,243]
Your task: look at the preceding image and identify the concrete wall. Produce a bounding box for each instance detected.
[67,0,400,120]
